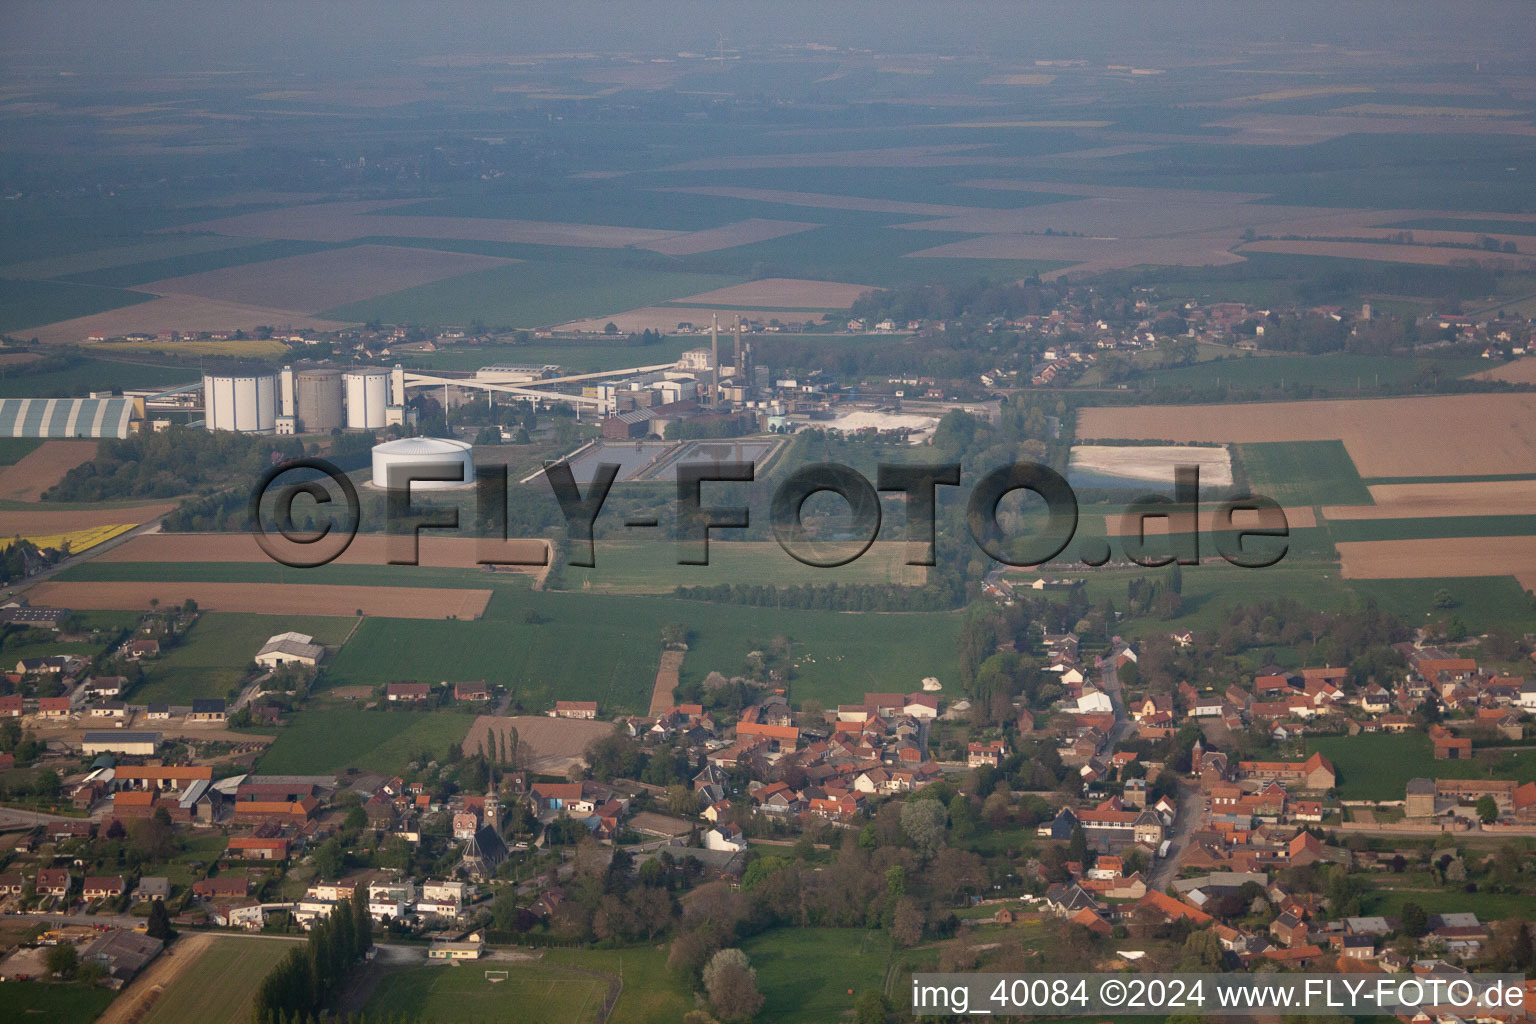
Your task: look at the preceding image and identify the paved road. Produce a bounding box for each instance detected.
[0,807,81,830]
[1149,780,1206,890]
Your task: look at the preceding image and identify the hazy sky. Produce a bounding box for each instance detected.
[3,1,1533,73]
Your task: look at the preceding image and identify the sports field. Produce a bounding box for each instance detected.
[365,962,609,1024]
[256,708,475,775]
[136,935,297,1024]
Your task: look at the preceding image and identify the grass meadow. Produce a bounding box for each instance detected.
[254,708,475,775]
[363,962,609,1024]
[0,981,115,1024]
[139,935,300,1024]
[1236,440,1373,507]
[1308,732,1536,801]
[131,611,356,704]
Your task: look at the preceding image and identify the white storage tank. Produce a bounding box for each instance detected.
[370,436,475,490]
[202,373,277,433]
[295,369,344,432]
[344,368,391,429]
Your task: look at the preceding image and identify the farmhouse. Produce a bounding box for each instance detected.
[454,680,491,702]
[386,682,431,702]
[36,868,72,897]
[1235,752,1335,791]
[83,875,125,900]
[37,695,71,717]
[188,698,227,723]
[551,700,599,719]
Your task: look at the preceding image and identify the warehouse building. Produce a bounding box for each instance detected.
[0,396,141,438]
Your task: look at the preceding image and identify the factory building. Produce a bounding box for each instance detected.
[0,396,141,438]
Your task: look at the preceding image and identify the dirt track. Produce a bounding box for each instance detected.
[26,580,493,619]
[95,932,215,1024]
[650,650,684,716]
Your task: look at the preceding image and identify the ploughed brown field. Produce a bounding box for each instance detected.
[0,440,98,501]
[668,276,878,308]
[1096,505,1316,536]
[98,532,549,570]
[1337,536,1536,591]
[29,293,354,345]
[26,581,493,619]
[0,502,177,535]
[462,715,615,774]
[1323,480,1536,520]
[138,243,514,314]
[1469,356,1536,384]
[1077,394,1536,478]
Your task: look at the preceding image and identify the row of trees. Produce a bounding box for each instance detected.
[253,890,374,1024]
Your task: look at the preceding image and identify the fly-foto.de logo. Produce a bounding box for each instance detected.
[249,458,1289,571]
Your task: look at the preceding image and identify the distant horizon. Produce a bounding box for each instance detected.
[3,1,1534,73]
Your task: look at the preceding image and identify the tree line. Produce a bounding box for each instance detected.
[253,889,374,1024]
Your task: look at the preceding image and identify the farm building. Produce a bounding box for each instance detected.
[255,632,324,668]
[82,731,161,756]
[80,930,163,985]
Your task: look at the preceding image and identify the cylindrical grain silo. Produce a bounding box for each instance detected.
[344,368,390,429]
[202,372,276,433]
[369,436,475,490]
[295,369,344,432]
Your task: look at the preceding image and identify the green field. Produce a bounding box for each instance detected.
[1309,732,1536,801]
[1236,440,1373,507]
[1347,576,1536,635]
[0,357,196,399]
[1328,515,1536,542]
[320,263,741,331]
[0,437,42,464]
[325,586,963,712]
[255,708,475,775]
[55,557,962,711]
[742,927,915,1024]
[0,277,154,334]
[1365,886,1536,922]
[562,540,928,593]
[0,981,115,1024]
[139,935,300,1024]
[133,612,357,704]
[1118,352,1486,395]
[364,961,609,1024]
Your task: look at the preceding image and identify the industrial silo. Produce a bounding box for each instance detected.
[295,369,344,432]
[370,436,475,490]
[202,372,277,433]
[344,368,390,429]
